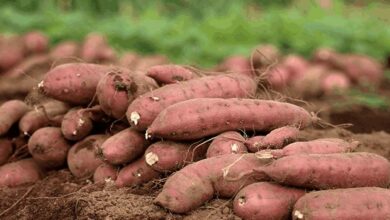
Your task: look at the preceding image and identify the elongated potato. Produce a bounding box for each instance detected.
[127,73,257,131]
[93,163,118,183]
[0,138,13,166]
[146,64,196,84]
[206,131,247,158]
[0,159,43,187]
[293,187,390,220]
[147,98,312,140]
[0,100,30,135]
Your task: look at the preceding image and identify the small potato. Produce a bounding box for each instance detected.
[0,159,43,187]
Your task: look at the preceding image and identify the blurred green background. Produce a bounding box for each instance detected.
[0,0,389,67]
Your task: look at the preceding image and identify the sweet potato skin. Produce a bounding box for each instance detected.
[154,153,268,213]
[206,131,247,158]
[257,152,390,189]
[0,100,30,135]
[28,127,70,169]
[0,138,13,166]
[321,71,351,94]
[0,159,43,187]
[146,64,196,84]
[245,126,299,152]
[67,135,108,178]
[234,182,305,220]
[40,63,110,104]
[96,69,158,119]
[147,98,312,140]
[262,138,359,159]
[50,41,79,59]
[127,73,257,131]
[23,31,49,54]
[93,163,118,183]
[61,107,94,141]
[115,156,161,187]
[293,187,390,220]
[101,129,148,165]
[145,141,208,172]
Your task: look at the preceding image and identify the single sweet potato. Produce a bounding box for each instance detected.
[0,36,26,70]
[282,54,309,81]
[154,153,268,213]
[255,152,390,189]
[67,134,108,178]
[145,141,208,172]
[321,71,351,94]
[127,73,257,131]
[146,64,196,84]
[291,65,329,97]
[252,44,280,69]
[0,158,43,187]
[234,182,305,220]
[293,187,390,220]
[0,138,13,166]
[39,63,111,105]
[217,56,253,78]
[93,163,118,183]
[50,41,79,59]
[245,126,300,152]
[23,31,49,54]
[115,156,161,187]
[3,54,52,78]
[80,33,108,62]
[135,55,169,71]
[118,52,139,70]
[0,100,30,136]
[147,98,312,140]
[206,131,247,158]
[19,100,70,135]
[266,66,291,90]
[101,128,148,165]
[259,138,359,159]
[28,127,70,169]
[96,69,158,119]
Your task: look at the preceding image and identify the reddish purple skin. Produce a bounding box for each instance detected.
[93,163,118,183]
[0,139,13,166]
[97,69,158,119]
[101,129,148,165]
[126,73,257,131]
[147,98,312,141]
[115,156,161,187]
[0,100,30,135]
[267,66,291,89]
[293,187,390,220]
[265,138,358,158]
[41,63,110,104]
[282,55,309,81]
[28,127,70,169]
[67,135,108,178]
[0,159,43,187]
[206,131,247,158]
[258,152,390,189]
[145,141,208,172]
[219,56,253,78]
[80,33,106,62]
[321,72,351,94]
[61,108,93,141]
[23,31,48,54]
[246,126,299,152]
[146,64,195,84]
[252,44,280,68]
[50,41,79,59]
[154,153,268,214]
[233,182,305,220]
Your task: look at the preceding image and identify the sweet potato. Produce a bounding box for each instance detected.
[145,141,208,172]
[0,138,13,166]
[245,126,299,152]
[217,56,253,78]
[147,98,312,140]
[93,163,118,183]
[118,52,139,70]
[154,153,268,213]
[50,41,79,59]
[293,187,390,220]
[23,31,49,54]
[127,73,257,131]
[28,127,70,169]
[0,158,43,187]
[266,66,291,89]
[321,71,351,94]
[135,55,169,71]
[96,69,158,119]
[258,138,359,159]
[0,36,25,70]
[252,44,280,69]
[291,65,329,97]
[80,33,108,62]
[67,134,108,178]
[0,100,30,136]
[101,129,148,165]
[234,182,305,220]
[19,100,70,135]
[39,63,111,105]
[206,131,247,158]
[255,152,390,189]
[61,106,107,141]
[312,47,336,64]
[3,54,52,78]
[115,156,161,187]
[146,64,196,84]
[282,54,309,81]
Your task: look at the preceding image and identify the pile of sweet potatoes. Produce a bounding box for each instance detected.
[0,33,389,219]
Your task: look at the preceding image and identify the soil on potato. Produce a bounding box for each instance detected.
[1,127,389,220]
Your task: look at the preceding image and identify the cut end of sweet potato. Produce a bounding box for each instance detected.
[255,151,275,159]
[130,111,140,125]
[294,210,304,219]
[145,131,152,140]
[145,152,159,166]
